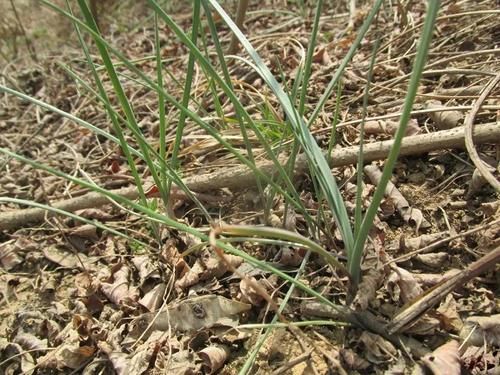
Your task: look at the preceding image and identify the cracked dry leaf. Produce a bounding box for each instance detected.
[128,295,251,339]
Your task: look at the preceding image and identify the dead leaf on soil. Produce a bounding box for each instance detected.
[414,252,448,269]
[400,231,448,252]
[0,238,37,271]
[0,239,24,270]
[436,294,463,333]
[339,348,370,371]
[364,119,420,136]
[239,276,266,306]
[0,339,36,374]
[175,250,243,291]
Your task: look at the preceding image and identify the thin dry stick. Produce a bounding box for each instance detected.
[464,73,500,192]
[1,123,500,231]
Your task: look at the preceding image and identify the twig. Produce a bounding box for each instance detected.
[464,73,500,192]
[1,123,500,231]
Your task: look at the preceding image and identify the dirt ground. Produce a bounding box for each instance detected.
[0,0,499,374]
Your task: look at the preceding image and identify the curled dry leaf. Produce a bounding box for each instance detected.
[175,251,243,291]
[128,332,167,375]
[0,340,36,374]
[98,341,129,375]
[460,314,500,347]
[37,326,95,370]
[420,340,461,375]
[466,168,489,198]
[402,314,440,336]
[199,344,230,374]
[436,294,463,333]
[461,346,498,373]
[351,267,383,311]
[340,348,370,371]
[275,246,305,267]
[131,255,161,289]
[13,332,47,353]
[158,349,200,374]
